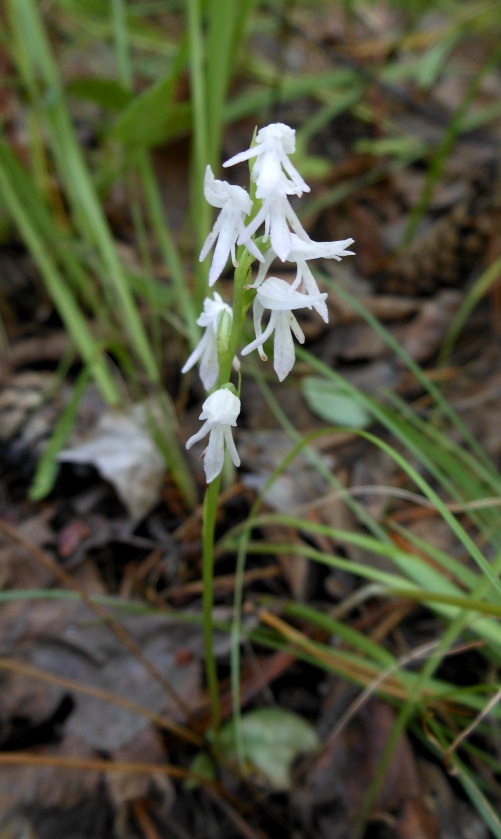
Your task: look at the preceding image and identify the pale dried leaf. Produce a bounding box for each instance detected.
[58,403,165,522]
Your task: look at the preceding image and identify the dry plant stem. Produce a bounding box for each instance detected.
[131,801,162,839]
[446,683,501,763]
[0,517,194,726]
[259,611,410,701]
[0,752,194,776]
[0,752,251,828]
[296,485,501,515]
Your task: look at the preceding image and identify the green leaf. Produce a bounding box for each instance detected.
[111,88,191,147]
[301,376,372,428]
[190,708,319,790]
[416,32,461,90]
[109,38,190,149]
[68,78,132,111]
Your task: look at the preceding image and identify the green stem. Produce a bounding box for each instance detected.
[202,247,255,733]
[202,476,222,731]
[187,0,211,307]
[219,247,254,385]
[111,0,132,88]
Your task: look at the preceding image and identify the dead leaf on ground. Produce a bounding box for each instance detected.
[396,290,463,364]
[0,735,101,815]
[58,403,166,523]
[0,600,203,751]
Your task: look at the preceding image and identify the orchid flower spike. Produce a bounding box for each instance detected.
[186,388,241,483]
[241,277,328,381]
[251,234,356,323]
[224,123,311,263]
[199,166,262,286]
[181,293,233,390]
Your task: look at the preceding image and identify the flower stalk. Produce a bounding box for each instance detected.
[182,122,354,731]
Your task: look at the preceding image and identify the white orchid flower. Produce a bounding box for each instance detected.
[186,388,241,483]
[199,166,262,286]
[224,124,310,263]
[250,234,355,323]
[237,180,310,263]
[181,293,234,390]
[224,123,310,197]
[241,277,328,381]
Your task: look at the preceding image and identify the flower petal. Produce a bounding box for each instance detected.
[288,312,305,344]
[223,146,259,168]
[289,234,355,261]
[256,277,326,311]
[199,345,219,390]
[248,247,275,288]
[203,165,227,208]
[273,314,296,381]
[223,426,240,468]
[241,308,276,359]
[181,330,211,375]
[237,205,266,247]
[204,425,225,483]
[298,262,329,322]
[199,216,222,263]
[269,198,292,262]
[281,154,310,195]
[208,214,237,285]
[186,421,210,450]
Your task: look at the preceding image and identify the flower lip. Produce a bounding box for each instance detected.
[288,234,355,261]
[256,276,327,311]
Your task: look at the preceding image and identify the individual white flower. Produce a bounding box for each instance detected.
[251,235,356,322]
[224,124,311,263]
[223,123,310,197]
[199,165,262,286]
[241,277,328,381]
[237,180,310,263]
[186,388,241,483]
[181,293,233,390]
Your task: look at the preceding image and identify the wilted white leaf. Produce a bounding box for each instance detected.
[58,403,164,522]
